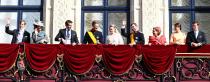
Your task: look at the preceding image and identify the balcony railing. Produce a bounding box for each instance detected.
[0,44,209,82]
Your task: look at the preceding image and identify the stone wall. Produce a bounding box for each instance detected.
[44,0,81,44]
[141,0,169,44]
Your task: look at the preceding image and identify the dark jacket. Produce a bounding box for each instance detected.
[121,28,145,45]
[5,26,30,44]
[83,30,104,44]
[55,29,79,44]
[186,31,207,46]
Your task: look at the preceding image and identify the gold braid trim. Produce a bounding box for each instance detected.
[95,54,102,63]
[57,54,64,70]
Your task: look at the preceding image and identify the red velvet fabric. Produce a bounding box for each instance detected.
[63,45,98,74]
[25,44,58,72]
[176,45,210,57]
[142,45,177,74]
[2,44,208,75]
[102,45,137,75]
[0,44,19,72]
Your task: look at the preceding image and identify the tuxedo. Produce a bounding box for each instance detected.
[186,31,207,46]
[121,28,145,44]
[55,28,79,44]
[83,30,104,44]
[5,26,30,44]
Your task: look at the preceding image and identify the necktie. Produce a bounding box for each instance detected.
[66,29,71,44]
[67,29,70,38]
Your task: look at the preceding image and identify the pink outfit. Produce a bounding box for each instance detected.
[149,35,166,45]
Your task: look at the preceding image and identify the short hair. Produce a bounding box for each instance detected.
[174,23,181,30]
[153,27,161,35]
[65,20,73,26]
[92,20,99,26]
[130,23,137,26]
[19,20,26,25]
[192,21,199,25]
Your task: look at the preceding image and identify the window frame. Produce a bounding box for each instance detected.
[81,0,130,42]
[0,0,43,29]
[169,0,210,35]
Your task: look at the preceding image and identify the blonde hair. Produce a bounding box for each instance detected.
[109,24,117,33]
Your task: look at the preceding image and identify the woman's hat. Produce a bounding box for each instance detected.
[33,20,44,27]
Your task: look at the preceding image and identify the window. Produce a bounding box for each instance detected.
[169,0,210,43]
[81,0,130,43]
[0,0,43,43]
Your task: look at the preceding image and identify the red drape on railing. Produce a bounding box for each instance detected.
[142,45,177,74]
[102,45,137,75]
[63,45,99,74]
[0,44,19,72]
[25,44,58,72]
[176,45,210,56]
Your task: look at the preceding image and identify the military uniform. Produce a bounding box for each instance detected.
[121,28,145,45]
[83,30,104,44]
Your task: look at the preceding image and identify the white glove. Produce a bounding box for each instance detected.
[34,31,38,35]
[61,38,66,44]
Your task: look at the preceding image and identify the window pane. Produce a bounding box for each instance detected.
[23,0,41,5]
[108,13,126,34]
[195,0,210,6]
[195,13,210,43]
[84,0,103,6]
[108,0,127,6]
[22,12,41,34]
[0,12,17,43]
[0,0,18,6]
[172,13,191,33]
[108,12,127,43]
[171,0,190,6]
[84,13,103,34]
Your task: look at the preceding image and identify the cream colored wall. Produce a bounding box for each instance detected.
[141,0,169,44]
[43,0,169,44]
[130,0,142,31]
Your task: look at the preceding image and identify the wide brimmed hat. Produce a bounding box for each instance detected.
[33,20,44,27]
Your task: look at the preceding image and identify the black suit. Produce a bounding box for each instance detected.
[83,30,104,44]
[121,28,145,45]
[5,26,30,44]
[55,29,79,44]
[186,31,207,46]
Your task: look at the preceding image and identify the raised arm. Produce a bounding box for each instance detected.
[121,20,129,37]
[5,25,15,35]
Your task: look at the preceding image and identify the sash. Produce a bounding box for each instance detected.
[88,32,97,44]
[130,33,135,44]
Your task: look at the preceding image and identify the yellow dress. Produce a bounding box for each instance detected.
[170,32,186,45]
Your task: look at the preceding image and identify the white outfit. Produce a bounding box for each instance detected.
[106,33,124,45]
[17,29,24,44]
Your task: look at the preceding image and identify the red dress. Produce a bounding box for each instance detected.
[149,35,166,45]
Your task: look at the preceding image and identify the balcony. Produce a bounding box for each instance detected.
[0,44,209,82]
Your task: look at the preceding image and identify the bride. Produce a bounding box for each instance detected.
[106,24,124,45]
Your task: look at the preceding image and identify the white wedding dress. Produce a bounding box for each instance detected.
[106,33,124,45]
